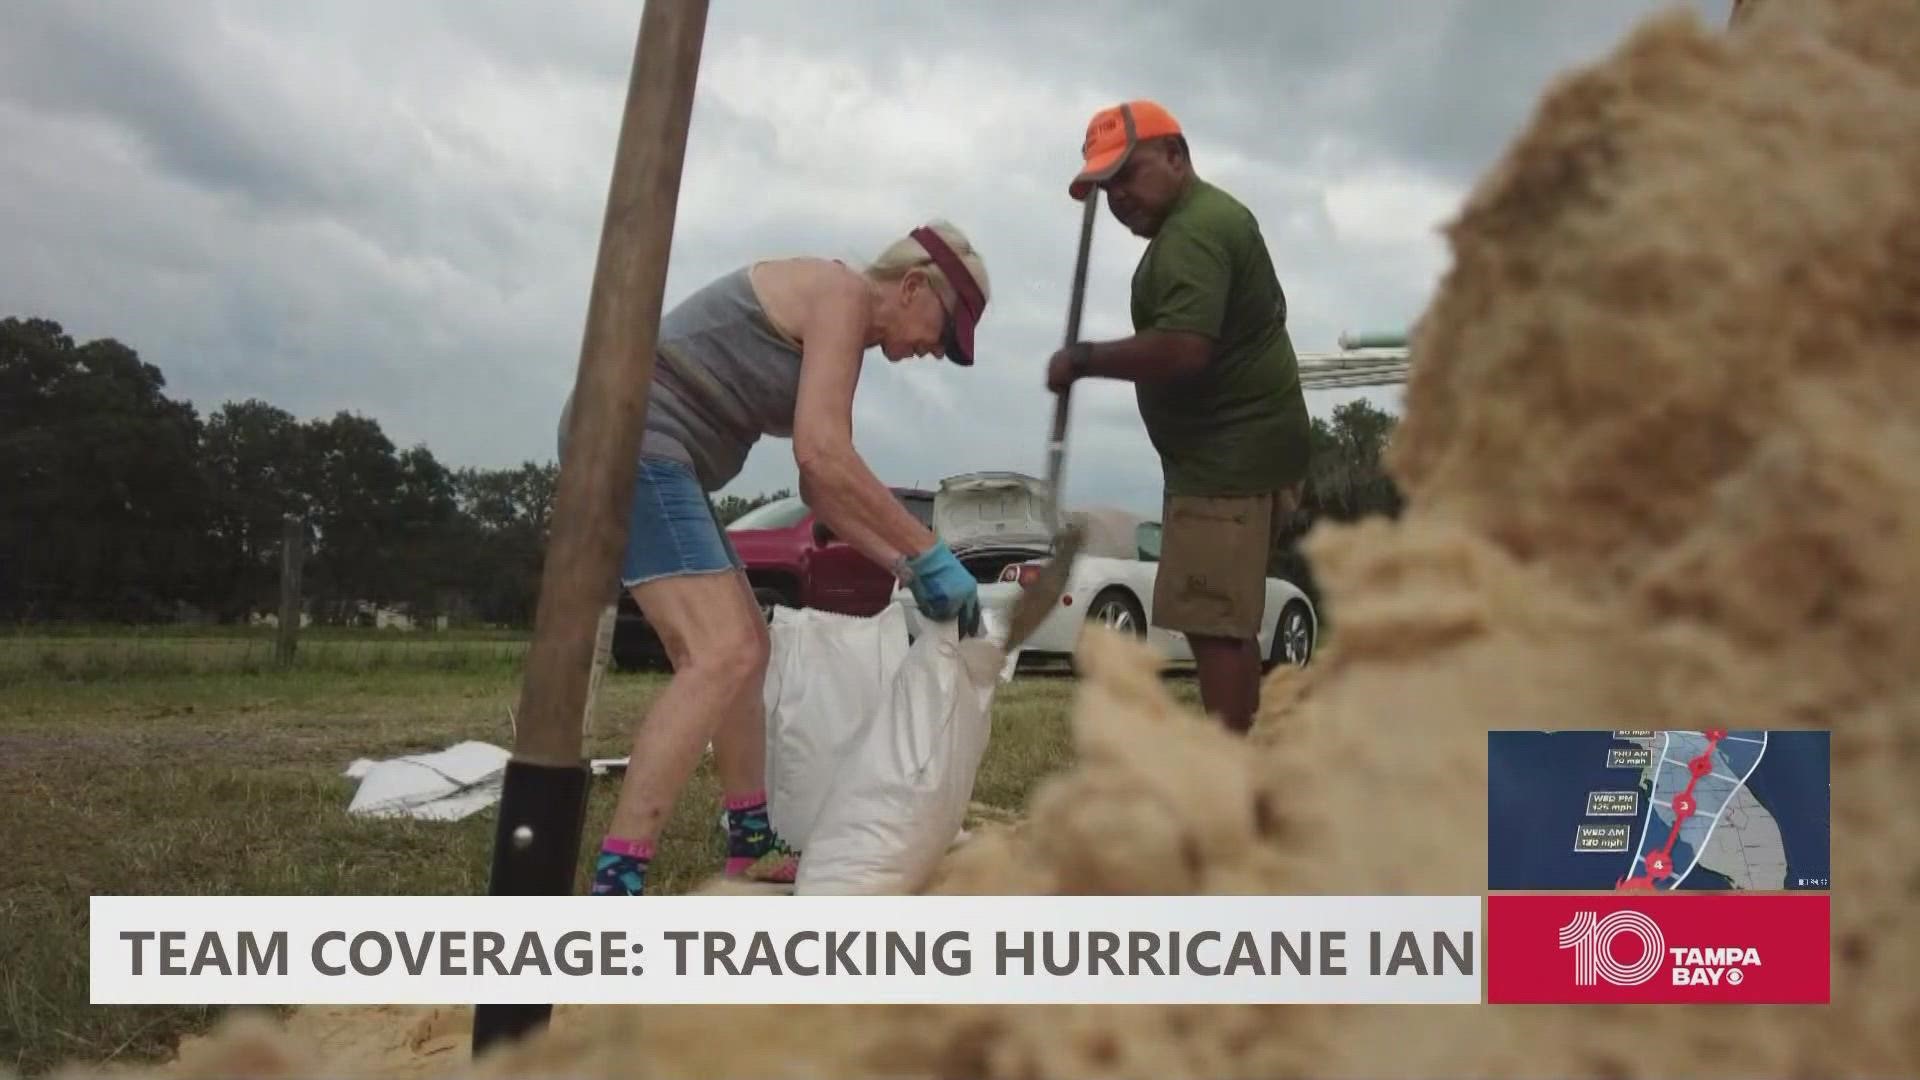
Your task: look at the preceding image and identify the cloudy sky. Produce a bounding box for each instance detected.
[3,0,1731,517]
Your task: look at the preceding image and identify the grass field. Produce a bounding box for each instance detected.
[0,640,1196,1077]
[0,626,531,680]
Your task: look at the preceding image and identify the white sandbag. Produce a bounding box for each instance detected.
[761,603,910,852]
[976,602,1024,684]
[795,620,1004,895]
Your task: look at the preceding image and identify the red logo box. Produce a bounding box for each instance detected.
[1487,894,1830,1004]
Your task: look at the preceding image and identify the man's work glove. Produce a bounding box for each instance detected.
[901,540,981,638]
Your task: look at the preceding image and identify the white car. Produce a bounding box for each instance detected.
[891,471,1318,671]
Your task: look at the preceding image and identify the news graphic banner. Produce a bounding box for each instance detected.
[91,894,1483,1007]
[1481,728,1833,1005]
[1485,729,1832,892]
[1485,893,1831,1004]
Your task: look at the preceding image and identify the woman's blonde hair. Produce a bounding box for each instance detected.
[865,219,991,306]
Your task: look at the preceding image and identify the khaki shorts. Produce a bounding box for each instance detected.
[1151,482,1304,641]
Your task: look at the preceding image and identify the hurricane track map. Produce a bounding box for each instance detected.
[1486,730,1831,892]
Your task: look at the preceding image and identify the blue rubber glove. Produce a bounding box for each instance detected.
[902,540,981,638]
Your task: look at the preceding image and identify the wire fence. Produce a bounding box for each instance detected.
[0,632,534,682]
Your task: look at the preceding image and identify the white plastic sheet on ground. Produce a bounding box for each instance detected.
[343,740,510,822]
[762,604,1005,896]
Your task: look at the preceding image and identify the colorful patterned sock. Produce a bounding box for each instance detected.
[590,836,653,896]
[723,791,799,883]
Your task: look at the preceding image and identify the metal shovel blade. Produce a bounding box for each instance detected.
[1002,520,1085,653]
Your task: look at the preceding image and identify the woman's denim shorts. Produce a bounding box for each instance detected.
[619,456,742,587]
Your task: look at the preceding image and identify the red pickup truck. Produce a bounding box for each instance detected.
[609,486,934,669]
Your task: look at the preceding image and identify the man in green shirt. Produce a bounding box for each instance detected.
[1047,99,1313,735]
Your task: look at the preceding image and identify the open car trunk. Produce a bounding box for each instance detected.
[933,471,1052,581]
[932,471,1147,582]
[934,471,1053,549]
[954,544,1047,584]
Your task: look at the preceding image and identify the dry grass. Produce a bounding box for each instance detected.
[0,662,1198,1077]
[0,629,530,681]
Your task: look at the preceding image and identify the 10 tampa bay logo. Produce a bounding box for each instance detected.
[1558,910,1762,987]
[1486,866,1827,1004]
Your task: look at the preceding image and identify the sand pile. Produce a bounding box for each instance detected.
[33,0,1920,1076]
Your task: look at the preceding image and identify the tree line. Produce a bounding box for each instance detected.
[1,316,1399,628]
[1273,395,1405,610]
[0,317,793,627]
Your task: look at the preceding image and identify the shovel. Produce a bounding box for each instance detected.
[1003,190,1099,652]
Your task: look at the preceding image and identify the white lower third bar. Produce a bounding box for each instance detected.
[91,894,1483,1007]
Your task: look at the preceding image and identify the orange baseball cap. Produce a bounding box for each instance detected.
[1069,99,1183,200]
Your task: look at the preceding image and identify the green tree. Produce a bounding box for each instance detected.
[1272,399,1404,613]
[1304,399,1404,522]
[711,488,793,526]
[452,461,559,626]
[388,444,463,621]
[198,399,312,619]
[0,318,208,621]
[300,412,407,623]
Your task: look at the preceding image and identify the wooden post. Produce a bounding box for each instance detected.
[275,516,304,666]
[471,0,709,1059]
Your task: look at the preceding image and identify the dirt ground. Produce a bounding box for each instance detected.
[34,0,1920,1075]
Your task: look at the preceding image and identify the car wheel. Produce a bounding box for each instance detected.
[1068,588,1147,677]
[1087,588,1146,639]
[1271,600,1314,668]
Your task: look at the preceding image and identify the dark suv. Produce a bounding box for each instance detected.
[609,487,933,670]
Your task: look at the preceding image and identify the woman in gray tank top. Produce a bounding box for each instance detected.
[566,221,993,897]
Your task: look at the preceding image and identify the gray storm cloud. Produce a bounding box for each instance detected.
[1,0,1730,516]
